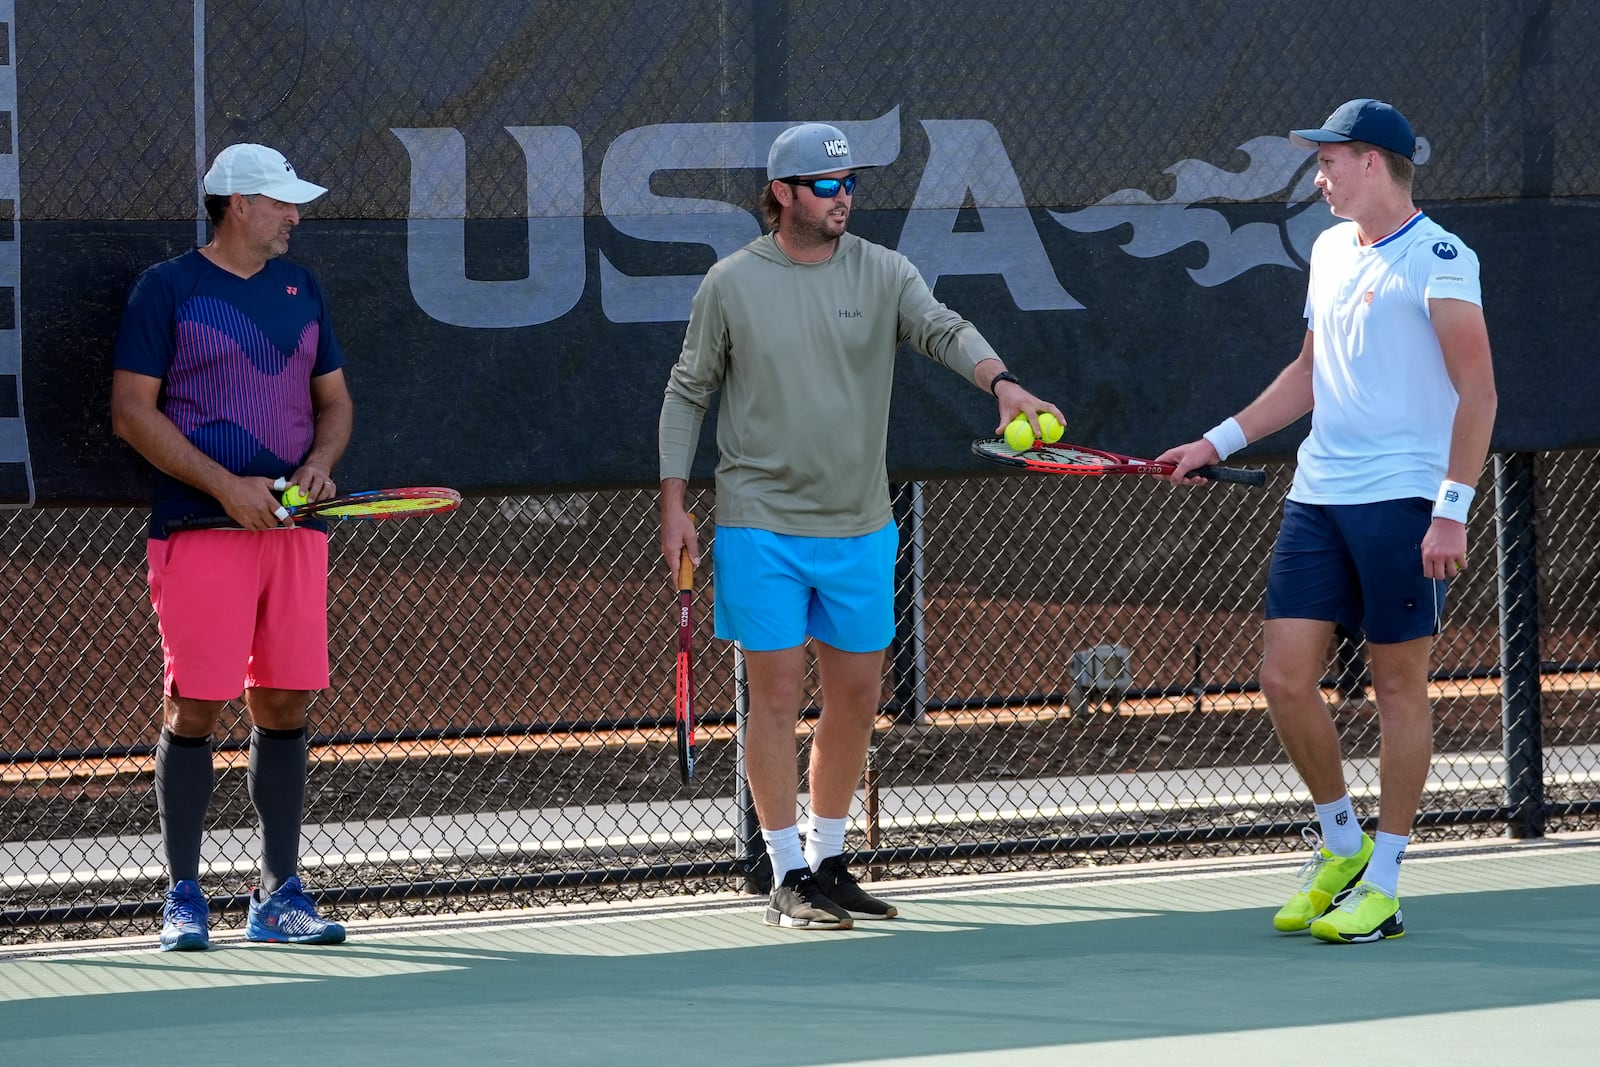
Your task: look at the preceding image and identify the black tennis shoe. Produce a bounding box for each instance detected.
[811,855,899,919]
[764,868,853,930]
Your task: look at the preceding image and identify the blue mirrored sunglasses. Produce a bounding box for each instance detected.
[784,174,859,197]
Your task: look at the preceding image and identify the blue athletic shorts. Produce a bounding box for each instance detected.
[1265,498,1447,644]
[712,522,898,653]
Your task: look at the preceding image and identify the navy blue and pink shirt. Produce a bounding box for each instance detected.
[113,249,345,538]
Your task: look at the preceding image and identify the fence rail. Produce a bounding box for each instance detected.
[2,450,1597,940]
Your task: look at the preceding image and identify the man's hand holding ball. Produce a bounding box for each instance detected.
[1004,412,1064,452]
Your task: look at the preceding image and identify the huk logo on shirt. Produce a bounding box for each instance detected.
[822,138,849,157]
[1432,241,1458,260]
[838,308,862,318]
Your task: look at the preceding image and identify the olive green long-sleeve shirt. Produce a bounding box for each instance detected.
[660,232,998,536]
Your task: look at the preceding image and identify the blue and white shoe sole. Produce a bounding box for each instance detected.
[160,932,210,952]
[245,924,347,945]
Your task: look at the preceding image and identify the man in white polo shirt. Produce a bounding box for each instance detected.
[1155,99,1497,943]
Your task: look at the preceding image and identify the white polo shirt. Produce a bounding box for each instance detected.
[1291,211,1483,505]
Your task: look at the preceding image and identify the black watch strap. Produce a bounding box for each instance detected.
[989,370,1022,396]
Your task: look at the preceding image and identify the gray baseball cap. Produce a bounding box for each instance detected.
[766,122,871,180]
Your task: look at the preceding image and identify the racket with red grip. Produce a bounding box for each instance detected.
[674,517,697,783]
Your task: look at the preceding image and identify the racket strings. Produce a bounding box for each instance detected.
[308,488,462,519]
[1031,445,1117,467]
[974,438,1118,470]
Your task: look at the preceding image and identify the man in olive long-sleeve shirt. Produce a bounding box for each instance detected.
[659,122,1063,929]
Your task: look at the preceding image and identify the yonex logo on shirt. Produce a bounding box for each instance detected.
[1431,241,1458,259]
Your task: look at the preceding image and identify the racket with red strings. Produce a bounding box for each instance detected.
[972,438,1267,486]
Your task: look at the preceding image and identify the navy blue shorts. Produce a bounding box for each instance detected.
[1265,498,1447,645]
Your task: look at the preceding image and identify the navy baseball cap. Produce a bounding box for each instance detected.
[1290,99,1416,160]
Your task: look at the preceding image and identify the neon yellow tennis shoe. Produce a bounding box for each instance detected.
[1272,828,1374,932]
[1310,881,1404,943]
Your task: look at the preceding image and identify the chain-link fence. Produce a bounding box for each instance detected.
[2,1,1594,952]
[4,450,1596,942]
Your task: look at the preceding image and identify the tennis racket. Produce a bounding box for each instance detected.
[165,477,463,532]
[972,437,1268,487]
[674,515,698,783]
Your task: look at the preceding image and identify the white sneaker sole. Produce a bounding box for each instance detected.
[763,908,853,930]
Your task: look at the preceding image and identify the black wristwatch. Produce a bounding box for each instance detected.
[989,370,1022,396]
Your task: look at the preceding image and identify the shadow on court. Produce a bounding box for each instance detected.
[4,880,1599,1065]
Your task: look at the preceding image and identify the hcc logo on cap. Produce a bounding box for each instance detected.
[822,138,849,158]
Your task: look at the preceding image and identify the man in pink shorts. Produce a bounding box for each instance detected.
[111,143,354,950]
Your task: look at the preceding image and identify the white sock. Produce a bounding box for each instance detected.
[762,826,807,884]
[1314,795,1363,856]
[1364,831,1409,897]
[803,813,849,870]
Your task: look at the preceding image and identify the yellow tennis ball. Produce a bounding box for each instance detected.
[281,483,308,508]
[1004,416,1035,451]
[1037,412,1064,444]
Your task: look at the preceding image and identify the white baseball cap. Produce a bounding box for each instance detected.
[202,143,328,203]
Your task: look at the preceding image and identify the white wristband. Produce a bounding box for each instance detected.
[1433,480,1475,523]
[1202,417,1247,461]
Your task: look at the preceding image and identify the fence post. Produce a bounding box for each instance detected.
[890,481,928,724]
[1494,452,1545,839]
[752,0,789,121]
[733,646,770,893]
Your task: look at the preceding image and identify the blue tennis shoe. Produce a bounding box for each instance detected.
[245,875,347,945]
[160,879,211,951]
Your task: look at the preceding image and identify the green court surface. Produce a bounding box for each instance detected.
[3,836,1598,1066]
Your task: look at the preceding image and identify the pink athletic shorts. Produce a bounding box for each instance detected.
[145,528,331,700]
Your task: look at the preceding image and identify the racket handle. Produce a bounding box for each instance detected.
[163,515,228,532]
[1194,464,1269,487]
[677,512,696,591]
[164,476,293,532]
[168,508,289,530]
